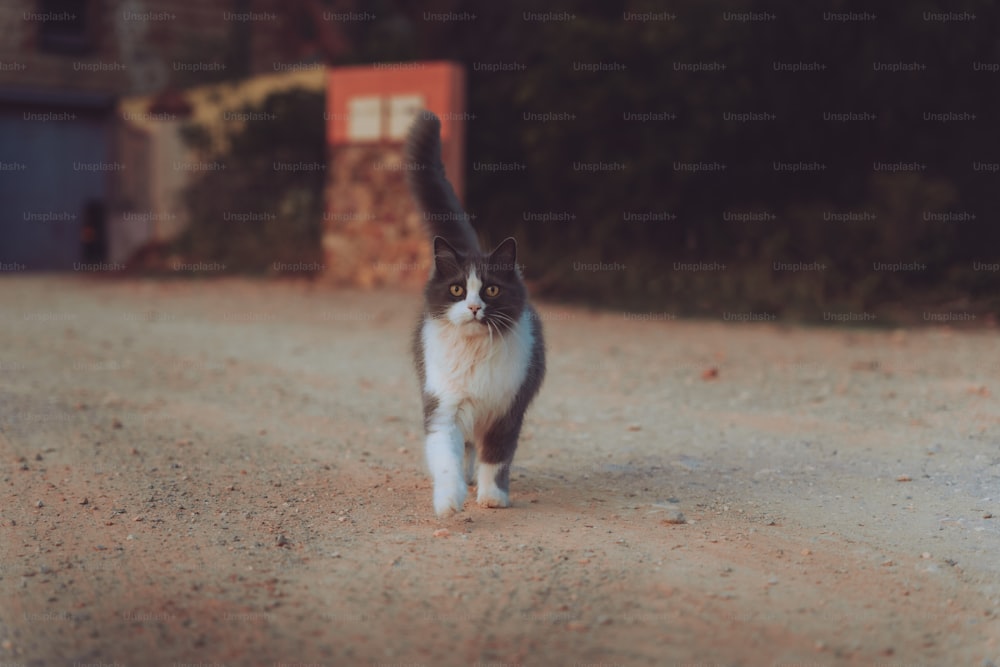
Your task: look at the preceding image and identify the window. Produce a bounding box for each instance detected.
[346,94,425,142]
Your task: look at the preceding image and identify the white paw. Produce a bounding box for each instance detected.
[476,486,510,509]
[433,477,467,517]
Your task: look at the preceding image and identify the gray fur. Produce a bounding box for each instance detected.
[404,110,480,256]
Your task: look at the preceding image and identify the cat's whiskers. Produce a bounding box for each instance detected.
[490,311,518,334]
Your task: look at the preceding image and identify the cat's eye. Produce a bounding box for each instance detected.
[449,284,465,297]
[484,285,500,298]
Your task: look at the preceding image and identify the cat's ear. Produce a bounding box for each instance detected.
[432,236,461,275]
[487,237,517,272]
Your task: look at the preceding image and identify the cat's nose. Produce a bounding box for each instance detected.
[468,304,481,314]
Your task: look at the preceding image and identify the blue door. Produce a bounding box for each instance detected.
[0,106,110,269]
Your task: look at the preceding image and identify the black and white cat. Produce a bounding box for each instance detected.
[405,111,546,517]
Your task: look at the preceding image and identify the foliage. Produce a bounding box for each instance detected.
[175,88,326,273]
[348,0,1000,320]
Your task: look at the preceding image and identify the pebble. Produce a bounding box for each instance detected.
[800,548,812,556]
[112,418,123,429]
[984,513,993,519]
[921,552,932,559]
[433,528,450,538]
[276,535,290,547]
[661,510,687,525]
[896,475,912,482]
[36,500,44,508]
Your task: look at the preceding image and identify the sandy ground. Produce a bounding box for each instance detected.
[1,275,999,667]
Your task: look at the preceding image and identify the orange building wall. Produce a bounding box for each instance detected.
[322,61,466,288]
[326,61,465,200]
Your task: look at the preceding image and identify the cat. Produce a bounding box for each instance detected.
[405,110,546,518]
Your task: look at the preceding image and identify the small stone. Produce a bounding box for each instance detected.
[79,498,89,505]
[597,615,612,625]
[701,367,719,381]
[984,513,993,519]
[276,535,290,547]
[660,510,687,525]
[627,424,642,432]
[881,559,895,567]
[896,475,912,482]
[921,552,931,559]
[35,500,44,508]
[800,548,812,556]
[126,534,134,541]
[112,418,123,429]
[433,528,450,538]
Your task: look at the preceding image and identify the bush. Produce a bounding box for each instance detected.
[175,88,326,274]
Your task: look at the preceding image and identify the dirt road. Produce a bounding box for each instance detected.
[1,276,998,666]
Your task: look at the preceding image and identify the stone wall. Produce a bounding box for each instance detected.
[323,144,431,289]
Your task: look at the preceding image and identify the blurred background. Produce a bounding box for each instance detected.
[1,0,998,323]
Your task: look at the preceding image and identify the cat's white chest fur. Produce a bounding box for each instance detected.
[421,311,534,437]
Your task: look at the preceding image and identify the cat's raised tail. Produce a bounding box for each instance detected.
[404,110,480,255]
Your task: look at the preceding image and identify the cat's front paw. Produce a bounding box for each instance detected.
[476,486,510,509]
[433,477,467,517]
